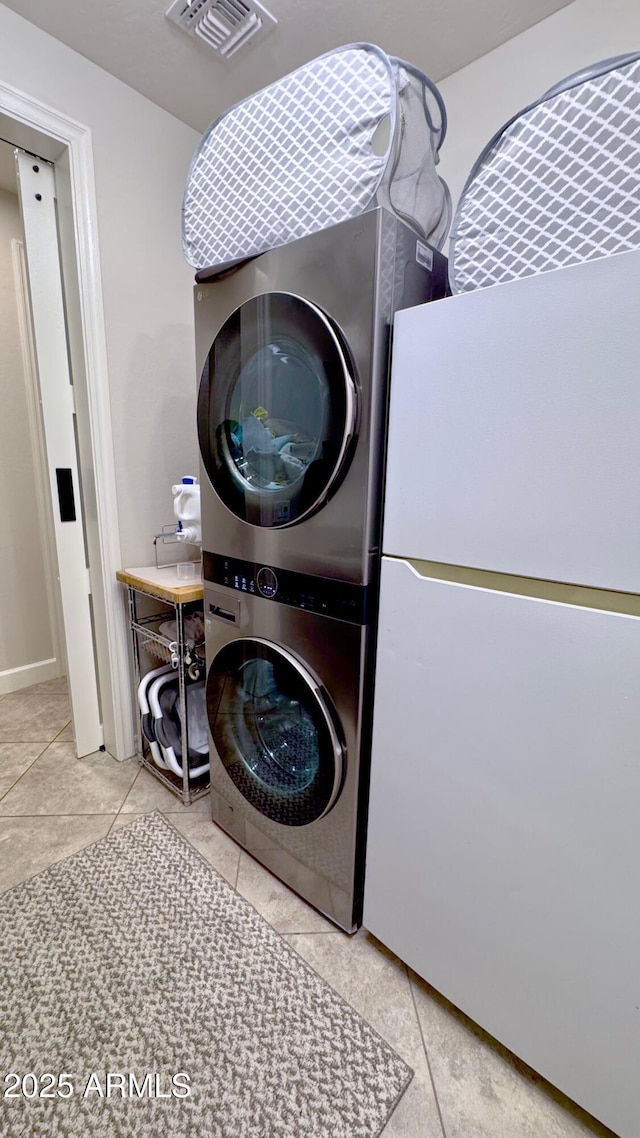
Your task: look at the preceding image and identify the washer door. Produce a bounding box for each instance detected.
[206,638,344,826]
[198,292,357,528]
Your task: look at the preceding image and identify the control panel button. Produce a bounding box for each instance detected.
[256,566,278,598]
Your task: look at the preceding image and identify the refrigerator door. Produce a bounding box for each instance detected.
[365,556,640,1138]
[385,249,640,592]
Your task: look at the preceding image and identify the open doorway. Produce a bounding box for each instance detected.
[0,82,135,763]
[0,139,67,700]
[14,147,103,758]
[0,137,103,756]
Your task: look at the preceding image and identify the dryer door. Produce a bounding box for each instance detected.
[206,637,344,826]
[198,292,357,528]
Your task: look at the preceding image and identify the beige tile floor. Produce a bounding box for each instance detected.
[0,678,619,1138]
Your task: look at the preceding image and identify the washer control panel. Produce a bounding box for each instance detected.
[203,552,368,625]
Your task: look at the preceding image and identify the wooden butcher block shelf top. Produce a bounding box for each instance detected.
[116,565,203,605]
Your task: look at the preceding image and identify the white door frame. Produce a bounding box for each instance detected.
[0,80,135,760]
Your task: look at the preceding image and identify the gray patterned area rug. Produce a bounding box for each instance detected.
[0,812,411,1137]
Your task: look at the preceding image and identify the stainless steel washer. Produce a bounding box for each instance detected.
[203,558,374,932]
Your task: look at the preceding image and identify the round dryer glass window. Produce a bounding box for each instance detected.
[197,292,357,528]
[206,638,344,826]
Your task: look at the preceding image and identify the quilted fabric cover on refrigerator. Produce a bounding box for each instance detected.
[448,53,640,293]
[182,43,451,271]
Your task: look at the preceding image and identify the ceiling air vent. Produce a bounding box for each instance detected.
[166,0,277,61]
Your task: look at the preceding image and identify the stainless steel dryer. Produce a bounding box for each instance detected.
[203,552,375,932]
[196,207,447,585]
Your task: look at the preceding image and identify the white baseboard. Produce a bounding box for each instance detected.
[0,658,62,696]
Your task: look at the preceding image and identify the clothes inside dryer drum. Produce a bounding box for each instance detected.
[197,292,357,529]
[228,336,327,491]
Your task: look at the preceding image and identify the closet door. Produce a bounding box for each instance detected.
[17,153,101,757]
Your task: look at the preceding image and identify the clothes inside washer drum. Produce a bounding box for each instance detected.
[239,700,320,794]
[449,52,640,293]
[236,659,320,793]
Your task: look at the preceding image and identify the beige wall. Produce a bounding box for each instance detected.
[438,0,640,215]
[0,186,54,675]
[0,5,201,568]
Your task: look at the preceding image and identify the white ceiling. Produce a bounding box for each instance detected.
[2,0,574,133]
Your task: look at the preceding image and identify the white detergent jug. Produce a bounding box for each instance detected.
[172,476,201,544]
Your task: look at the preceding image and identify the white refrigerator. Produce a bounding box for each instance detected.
[364,249,640,1138]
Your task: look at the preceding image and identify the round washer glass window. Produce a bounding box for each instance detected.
[206,638,344,827]
[198,293,356,528]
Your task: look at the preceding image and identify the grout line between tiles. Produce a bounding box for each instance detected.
[0,736,70,744]
[407,965,448,1138]
[51,719,73,743]
[106,773,141,834]
[112,766,142,823]
[0,812,124,822]
[112,784,131,831]
[285,929,343,936]
[0,740,55,803]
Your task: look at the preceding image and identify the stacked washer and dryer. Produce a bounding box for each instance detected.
[182,45,451,930]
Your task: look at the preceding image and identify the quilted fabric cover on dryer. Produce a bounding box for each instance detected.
[449,53,640,293]
[182,43,450,270]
